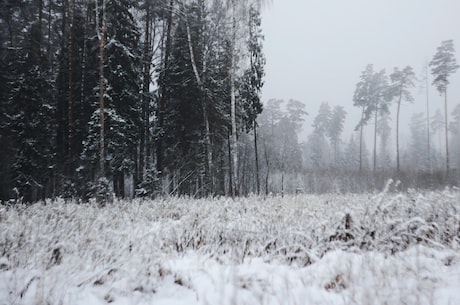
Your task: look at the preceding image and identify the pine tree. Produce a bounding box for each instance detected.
[450,104,460,171]
[377,113,392,170]
[82,0,142,199]
[389,66,416,173]
[160,1,206,195]
[409,113,429,171]
[353,64,374,172]
[429,40,459,176]
[239,4,265,194]
[7,4,56,202]
[353,65,390,173]
[309,102,331,169]
[328,106,347,167]
[431,109,444,158]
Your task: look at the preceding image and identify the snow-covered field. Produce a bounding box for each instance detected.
[1,185,460,304]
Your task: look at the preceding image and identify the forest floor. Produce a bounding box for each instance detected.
[1,185,460,304]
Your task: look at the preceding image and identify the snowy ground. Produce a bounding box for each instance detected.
[1,185,460,304]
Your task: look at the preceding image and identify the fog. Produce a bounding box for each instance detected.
[261,0,460,144]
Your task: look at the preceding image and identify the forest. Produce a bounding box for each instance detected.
[1,0,459,203]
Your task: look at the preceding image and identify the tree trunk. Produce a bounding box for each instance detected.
[253,120,260,195]
[264,140,270,195]
[185,22,213,194]
[140,1,151,183]
[373,108,378,173]
[67,0,75,170]
[230,0,238,196]
[80,0,89,128]
[396,91,402,174]
[227,129,233,196]
[48,0,53,73]
[444,89,450,176]
[97,0,106,179]
[38,0,43,57]
[156,0,174,183]
[359,107,364,172]
[425,65,431,171]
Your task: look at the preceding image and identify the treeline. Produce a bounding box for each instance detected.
[0,0,266,202]
[261,40,460,194]
[1,1,459,202]
[299,40,460,193]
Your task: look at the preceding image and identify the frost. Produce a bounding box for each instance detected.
[1,190,459,304]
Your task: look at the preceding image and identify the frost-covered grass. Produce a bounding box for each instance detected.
[1,186,460,304]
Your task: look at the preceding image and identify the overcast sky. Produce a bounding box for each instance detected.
[261,0,460,142]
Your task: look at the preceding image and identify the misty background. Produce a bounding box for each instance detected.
[261,0,460,143]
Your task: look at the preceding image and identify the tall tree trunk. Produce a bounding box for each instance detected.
[263,140,270,195]
[156,0,174,183]
[140,0,151,184]
[444,89,449,176]
[201,102,213,194]
[359,107,364,172]
[373,108,378,173]
[80,0,89,122]
[227,129,233,196]
[67,0,75,170]
[425,65,431,171]
[230,0,238,196]
[97,0,106,179]
[253,120,260,195]
[37,0,43,57]
[58,0,68,166]
[48,0,53,73]
[396,90,402,174]
[185,22,213,194]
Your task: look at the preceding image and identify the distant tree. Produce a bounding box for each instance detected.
[431,109,445,157]
[419,61,432,170]
[343,133,369,171]
[287,99,308,130]
[344,135,360,170]
[429,39,459,175]
[327,106,347,167]
[306,132,329,169]
[377,113,391,170]
[368,69,391,173]
[450,104,460,170]
[353,65,390,173]
[258,99,283,194]
[280,99,307,192]
[312,102,332,137]
[258,98,305,195]
[389,66,416,173]
[308,102,331,169]
[409,113,429,171]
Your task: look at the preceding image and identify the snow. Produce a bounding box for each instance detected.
[1,188,459,304]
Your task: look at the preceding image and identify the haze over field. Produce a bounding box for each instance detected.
[262,0,460,139]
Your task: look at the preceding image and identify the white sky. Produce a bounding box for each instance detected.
[261,0,460,143]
